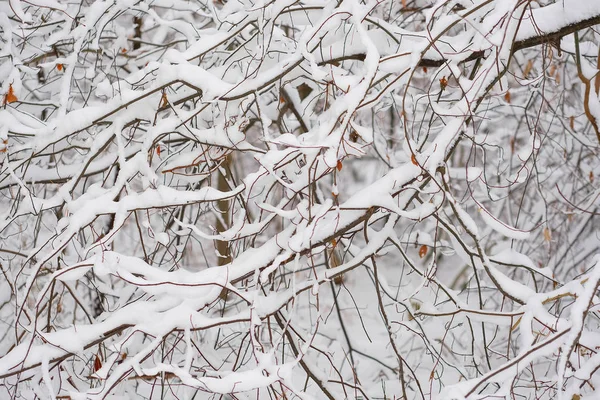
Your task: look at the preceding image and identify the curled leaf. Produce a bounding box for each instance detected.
[511,316,522,331]
[543,227,551,242]
[523,59,533,77]
[94,355,102,372]
[419,245,427,258]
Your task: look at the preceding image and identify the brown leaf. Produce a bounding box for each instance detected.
[523,59,533,77]
[419,245,427,258]
[504,91,511,103]
[336,160,343,171]
[543,227,551,242]
[56,63,63,71]
[590,171,594,183]
[411,154,418,165]
[4,84,17,104]
[511,316,522,331]
[296,83,312,100]
[94,355,102,372]
[439,76,448,90]
[569,116,575,130]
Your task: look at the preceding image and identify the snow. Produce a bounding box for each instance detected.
[516,1,600,43]
[1,0,600,398]
[478,206,530,240]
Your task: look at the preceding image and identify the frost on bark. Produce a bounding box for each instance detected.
[0,0,600,399]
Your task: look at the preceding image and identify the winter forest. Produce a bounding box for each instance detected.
[0,0,600,398]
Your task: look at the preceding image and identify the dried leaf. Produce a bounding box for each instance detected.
[511,316,522,331]
[94,355,102,372]
[590,171,594,183]
[5,92,17,104]
[504,91,511,103]
[156,146,161,156]
[419,245,427,258]
[4,84,17,104]
[569,116,575,130]
[56,63,63,71]
[161,92,168,108]
[336,160,343,171]
[411,154,418,165]
[523,59,533,77]
[439,76,448,90]
[543,227,551,242]
[296,83,312,100]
